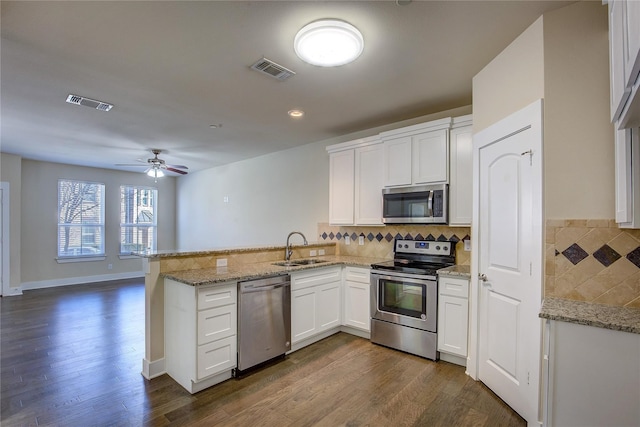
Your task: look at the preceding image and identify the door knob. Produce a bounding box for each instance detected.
[479,273,488,282]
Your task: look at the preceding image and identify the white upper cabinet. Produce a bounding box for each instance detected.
[609,0,640,128]
[449,116,473,226]
[328,149,355,225]
[327,136,383,226]
[615,127,640,227]
[354,143,384,225]
[381,117,452,187]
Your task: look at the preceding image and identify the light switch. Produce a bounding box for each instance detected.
[358,236,364,245]
[345,235,351,245]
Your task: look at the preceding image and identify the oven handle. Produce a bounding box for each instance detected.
[370,270,436,284]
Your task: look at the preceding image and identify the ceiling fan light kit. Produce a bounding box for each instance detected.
[294,19,364,67]
[116,149,188,179]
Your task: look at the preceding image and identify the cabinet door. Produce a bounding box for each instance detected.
[317,281,341,331]
[197,335,236,380]
[343,281,370,331]
[449,125,473,226]
[197,304,236,345]
[329,150,355,225]
[610,0,632,121]
[355,143,384,225]
[624,0,640,89]
[412,129,448,184]
[437,295,468,357]
[291,287,317,343]
[383,136,412,186]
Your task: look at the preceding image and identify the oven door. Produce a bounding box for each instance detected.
[370,271,437,332]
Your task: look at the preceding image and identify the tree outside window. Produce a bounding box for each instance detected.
[120,186,157,254]
[58,180,105,257]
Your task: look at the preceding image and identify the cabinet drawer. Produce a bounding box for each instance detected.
[197,335,236,380]
[344,266,370,284]
[438,276,469,298]
[291,266,342,290]
[197,283,237,310]
[197,304,237,345]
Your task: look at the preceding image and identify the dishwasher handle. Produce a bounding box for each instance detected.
[239,275,290,293]
[241,283,290,293]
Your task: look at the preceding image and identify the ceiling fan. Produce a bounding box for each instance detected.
[117,149,189,177]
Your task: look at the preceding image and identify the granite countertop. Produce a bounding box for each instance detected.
[540,297,640,335]
[162,255,387,286]
[133,242,334,259]
[437,265,471,278]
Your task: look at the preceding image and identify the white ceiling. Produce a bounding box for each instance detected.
[1,0,573,175]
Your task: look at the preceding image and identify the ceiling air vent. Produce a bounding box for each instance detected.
[66,94,113,111]
[250,58,296,81]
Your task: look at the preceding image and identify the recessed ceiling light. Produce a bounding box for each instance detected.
[209,124,222,129]
[288,109,305,118]
[294,19,364,67]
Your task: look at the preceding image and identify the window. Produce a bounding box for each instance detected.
[58,180,105,258]
[120,186,157,254]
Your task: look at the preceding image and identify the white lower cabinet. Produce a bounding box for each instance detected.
[437,274,469,366]
[342,267,371,332]
[543,320,640,426]
[165,279,237,394]
[291,266,342,348]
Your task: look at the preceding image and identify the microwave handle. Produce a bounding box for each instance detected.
[427,190,433,216]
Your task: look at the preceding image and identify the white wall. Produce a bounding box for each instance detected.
[542,1,613,219]
[19,159,177,288]
[176,106,473,250]
[177,141,329,250]
[472,17,545,134]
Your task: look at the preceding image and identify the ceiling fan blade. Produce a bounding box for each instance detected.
[166,164,189,170]
[165,167,188,175]
[115,163,149,167]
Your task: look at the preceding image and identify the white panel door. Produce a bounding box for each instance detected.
[355,144,384,225]
[475,100,543,425]
[383,136,412,186]
[329,150,355,225]
[291,287,317,343]
[317,281,341,331]
[412,129,448,184]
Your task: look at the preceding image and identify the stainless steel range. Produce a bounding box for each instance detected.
[370,239,455,360]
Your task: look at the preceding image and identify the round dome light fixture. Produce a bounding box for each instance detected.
[288,109,305,118]
[294,19,364,67]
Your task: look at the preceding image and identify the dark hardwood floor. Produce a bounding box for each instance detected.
[1,279,525,426]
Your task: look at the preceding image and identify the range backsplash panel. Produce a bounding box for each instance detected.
[546,219,640,308]
[317,222,471,266]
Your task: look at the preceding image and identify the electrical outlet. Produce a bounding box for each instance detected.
[318,249,325,256]
[223,196,229,203]
[358,235,364,245]
[216,258,228,267]
[107,263,113,270]
[310,249,317,257]
[345,235,350,245]
[464,239,471,251]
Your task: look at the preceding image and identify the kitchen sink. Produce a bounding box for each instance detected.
[272,259,328,267]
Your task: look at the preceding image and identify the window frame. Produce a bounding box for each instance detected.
[119,185,158,255]
[57,179,106,261]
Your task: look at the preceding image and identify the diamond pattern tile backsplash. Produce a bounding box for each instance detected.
[546,219,640,308]
[317,222,471,266]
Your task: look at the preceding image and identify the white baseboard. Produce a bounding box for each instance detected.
[20,271,144,291]
[142,357,166,380]
[2,286,23,297]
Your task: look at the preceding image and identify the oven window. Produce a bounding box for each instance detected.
[379,278,426,318]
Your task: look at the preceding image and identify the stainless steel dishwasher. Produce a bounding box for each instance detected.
[236,274,291,374]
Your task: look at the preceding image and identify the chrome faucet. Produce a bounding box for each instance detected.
[285,231,308,261]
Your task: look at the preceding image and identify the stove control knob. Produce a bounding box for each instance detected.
[404,244,409,248]
[436,245,441,250]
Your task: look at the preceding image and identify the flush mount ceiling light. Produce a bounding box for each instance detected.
[294,19,364,67]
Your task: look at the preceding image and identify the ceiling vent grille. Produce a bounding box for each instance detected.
[66,94,113,111]
[250,58,296,81]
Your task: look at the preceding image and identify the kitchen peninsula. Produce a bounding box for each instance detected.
[136,241,387,384]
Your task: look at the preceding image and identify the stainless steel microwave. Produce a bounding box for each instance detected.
[382,184,448,224]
